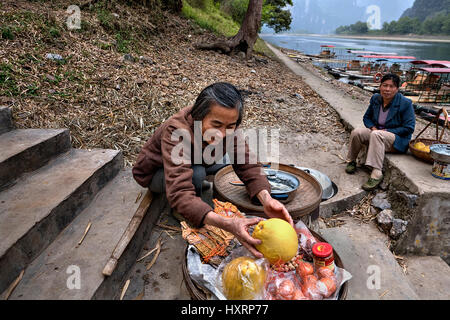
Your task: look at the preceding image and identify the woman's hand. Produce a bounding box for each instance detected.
[226,216,264,258]
[257,189,294,227]
[203,211,264,259]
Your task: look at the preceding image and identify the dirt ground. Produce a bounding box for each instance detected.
[0,0,349,168]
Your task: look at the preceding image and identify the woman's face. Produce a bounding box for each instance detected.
[201,103,239,145]
[380,79,399,102]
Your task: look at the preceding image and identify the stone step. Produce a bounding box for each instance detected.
[0,106,14,135]
[318,216,420,300]
[4,169,149,300]
[0,148,122,294]
[0,129,71,190]
[403,255,450,300]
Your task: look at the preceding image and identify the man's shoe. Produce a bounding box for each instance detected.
[345,161,357,174]
[362,175,384,191]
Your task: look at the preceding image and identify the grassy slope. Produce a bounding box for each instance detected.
[180,0,276,58]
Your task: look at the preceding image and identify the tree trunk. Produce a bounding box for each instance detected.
[195,0,263,59]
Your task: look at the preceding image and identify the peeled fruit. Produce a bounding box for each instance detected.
[414,142,425,149]
[222,257,266,300]
[252,218,298,264]
[414,142,430,153]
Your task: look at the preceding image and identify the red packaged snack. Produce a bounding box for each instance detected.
[316,277,337,298]
[316,266,336,279]
[303,274,318,283]
[276,279,295,300]
[264,270,306,300]
[292,289,308,300]
[295,220,317,258]
[301,275,322,300]
[296,260,314,279]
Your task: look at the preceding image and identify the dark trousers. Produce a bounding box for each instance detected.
[150,156,230,197]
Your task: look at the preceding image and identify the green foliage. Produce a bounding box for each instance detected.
[115,31,132,53]
[219,0,292,33]
[263,0,292,33]
[97,8,115,32]
[0,63,19,96]
[420,13,449,34]
[0,11,63,42]
[383,13,450,35]
[226,0,249,24]
[335,21,368,34]
[1,26,15,40]
[381,16,421,34]
[338,12,450,35]
[25,83,39,96]
[186,0,209,9]
[181,0,240,36]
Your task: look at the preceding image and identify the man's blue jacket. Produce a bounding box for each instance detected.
[363,92,416,153]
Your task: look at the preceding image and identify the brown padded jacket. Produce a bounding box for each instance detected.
[132,106,271,227]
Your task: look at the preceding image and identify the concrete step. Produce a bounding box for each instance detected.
[4,169,149,300]
[0,129,71,190]
[0,148,122,294]
[0,106,14,135]
[318,216,420,300]
[403,255,450,300]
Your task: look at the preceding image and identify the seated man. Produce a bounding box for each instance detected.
[132,82,293,257]
[345,73,415,191]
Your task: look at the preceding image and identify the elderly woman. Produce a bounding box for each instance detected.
[132,82,293,257]
[345,73,415,191]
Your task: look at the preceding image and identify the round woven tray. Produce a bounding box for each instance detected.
[213,164,323,219]
[409,108,449,164]
[182,229,348,300]
[409,138,447,164]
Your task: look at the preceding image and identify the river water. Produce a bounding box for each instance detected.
[260,34,450,61]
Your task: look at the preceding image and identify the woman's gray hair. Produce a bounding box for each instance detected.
[190,82,244,126]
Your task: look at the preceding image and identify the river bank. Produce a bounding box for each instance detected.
[331,34,450,43]
[271,45,450,143]
[262,33,450,43]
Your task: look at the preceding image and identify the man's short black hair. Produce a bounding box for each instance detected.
[190,82,243,126]
[381,73,401,88]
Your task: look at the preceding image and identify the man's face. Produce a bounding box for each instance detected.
[201,103,239,145]
[380,79,399,102]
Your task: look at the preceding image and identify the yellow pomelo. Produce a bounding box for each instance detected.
[414,142,426,151]
[222,257,266,300]
[252,218,298,264]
